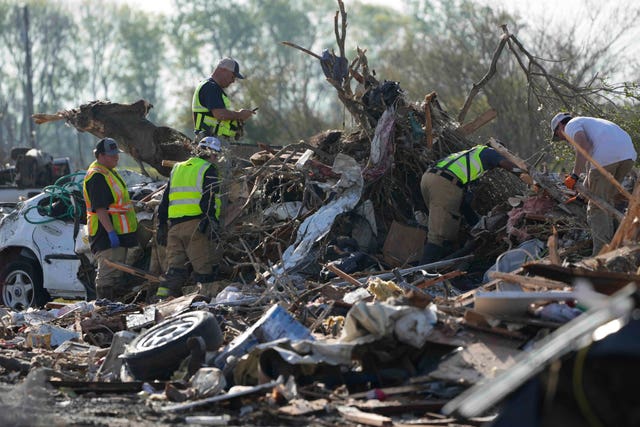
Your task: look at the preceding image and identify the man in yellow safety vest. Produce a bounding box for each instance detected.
[192,57,256,218]
[192,57,256,142]
[420,145,532,264]
[82,138,138,301]
[155,136,224,300]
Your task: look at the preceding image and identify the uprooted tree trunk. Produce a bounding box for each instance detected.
[33,99,193,176]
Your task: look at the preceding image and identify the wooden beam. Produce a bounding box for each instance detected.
[325,263,362,287]
[458,108,497,136]
[337,406,393,427]
[488,271,569,290]
[424,92,437,148]
[487,137,528,171]
[103,258,160,282]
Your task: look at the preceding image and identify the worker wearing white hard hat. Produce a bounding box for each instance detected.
[155,136,224,300]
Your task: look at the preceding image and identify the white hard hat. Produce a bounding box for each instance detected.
[198,136,222,153]
[550,112,572,140]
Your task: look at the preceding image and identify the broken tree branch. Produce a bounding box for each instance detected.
[458,25,510,123]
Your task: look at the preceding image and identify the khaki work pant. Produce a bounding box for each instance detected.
[166,218,221,275]
[94,247,128,299]
[420,171,464,246]
[585,159,634,255]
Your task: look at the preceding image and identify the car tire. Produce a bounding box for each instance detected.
[0,258,49,310]
[123,310,223,381]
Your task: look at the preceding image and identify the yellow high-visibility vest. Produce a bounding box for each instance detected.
[436,145,487,184]
[83,161,138,236]
[192,80,238,137]
[168,157,221,220]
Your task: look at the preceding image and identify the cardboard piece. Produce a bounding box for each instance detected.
[429,342,521,385]
[382,221,426,266]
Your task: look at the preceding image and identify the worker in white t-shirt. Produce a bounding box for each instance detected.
[550,112,637,255]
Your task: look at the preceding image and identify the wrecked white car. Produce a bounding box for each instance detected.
[0,170,163,310]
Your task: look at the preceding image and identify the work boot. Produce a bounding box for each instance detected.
[420,242,445,265]
[155,267,188,301]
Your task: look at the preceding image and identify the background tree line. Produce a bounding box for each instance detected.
[1,0,639,172]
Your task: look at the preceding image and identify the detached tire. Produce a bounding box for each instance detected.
[0,258,49,310]
[123,311,222,381]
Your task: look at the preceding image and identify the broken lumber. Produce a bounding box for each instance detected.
[331,255,474,287]
[162,378,283,412]
[415,270,465,288]
[523,259,640,295]
[459,108,497,136]
[603,180,640,253]
[547,226,561,265]
[487,271,570,290]
[103,259,160,282]
[325,263,364,287]
[424,92,437,148]
[487,137,528,171]
[337,406,393,427]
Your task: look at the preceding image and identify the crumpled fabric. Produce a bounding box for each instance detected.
[394,305,438,348]
[506,194,556,241]
[363,107,396,182]
[339,301,437,348]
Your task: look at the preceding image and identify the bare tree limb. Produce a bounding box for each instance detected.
[458,25,509,123]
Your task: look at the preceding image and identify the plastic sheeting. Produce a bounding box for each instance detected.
[269,153,363,277]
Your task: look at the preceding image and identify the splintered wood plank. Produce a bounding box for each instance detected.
[337,406,393,427]
[278,399,328,416]
[458,108,497,136]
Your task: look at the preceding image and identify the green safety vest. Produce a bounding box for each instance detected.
[192,80,239,137]
[83,161,138,236]
[436,145,487,184]
[168,157,221,220]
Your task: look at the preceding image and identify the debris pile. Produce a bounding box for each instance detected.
[3,1,639,425]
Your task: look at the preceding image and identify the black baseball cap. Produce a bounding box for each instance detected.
[94,138,123,156]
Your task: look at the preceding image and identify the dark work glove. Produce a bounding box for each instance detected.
[198,216,219,240]
[107,230,120,248]
[156,223,168,246]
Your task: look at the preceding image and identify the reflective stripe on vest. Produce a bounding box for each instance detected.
[82,161,138,237]
[192,79,238,137]
[168,157,221,220]
[436,145,487,184]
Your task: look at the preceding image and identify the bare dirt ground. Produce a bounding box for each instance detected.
[0,370,314,427]
[0,372,181,427]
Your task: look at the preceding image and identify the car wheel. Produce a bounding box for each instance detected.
[123,311,223,381]
[0,258,49,310]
